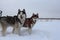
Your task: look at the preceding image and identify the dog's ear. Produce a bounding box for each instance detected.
[33,13,35,15]
[17,9,21,14]
[18,9,20,12]
[23,9,25,12]
[37,13,39,18]
[37,13,38,15]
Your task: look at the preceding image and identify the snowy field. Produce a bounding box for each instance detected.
[0,20,60,40]
[0,0,60,40]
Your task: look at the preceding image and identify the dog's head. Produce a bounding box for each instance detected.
[31,13,39,22]
[17,9,26,20]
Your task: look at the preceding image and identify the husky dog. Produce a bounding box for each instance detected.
[12,9,26,33]
[23,13,39,34]
[0,9,26,36]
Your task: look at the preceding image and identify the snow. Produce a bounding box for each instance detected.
[0,0,60,40]
[0,20,60,40]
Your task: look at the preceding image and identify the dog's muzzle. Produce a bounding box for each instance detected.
[20,15,23,19]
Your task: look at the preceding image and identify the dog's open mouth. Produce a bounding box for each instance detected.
[20,15,23,19]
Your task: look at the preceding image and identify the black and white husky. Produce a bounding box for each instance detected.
[0,9,26,36]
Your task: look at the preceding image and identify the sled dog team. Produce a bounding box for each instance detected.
[0,9,39,36]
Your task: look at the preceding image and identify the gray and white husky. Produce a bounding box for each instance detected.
[0,9,26,36]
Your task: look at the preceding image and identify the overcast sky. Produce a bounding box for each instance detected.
[0,0,60,18]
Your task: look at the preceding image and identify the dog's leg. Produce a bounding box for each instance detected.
[1,23,7,36]
[28,28,32,34]
[13,23,18,34]
[18,23,22,35]
[14,22,21,35]
[28,24,32,34]
[12,26,15,33]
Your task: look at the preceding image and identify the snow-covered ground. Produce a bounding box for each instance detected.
[0,20,60,40]
[0,0,60,40]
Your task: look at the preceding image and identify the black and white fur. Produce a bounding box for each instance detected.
[12,9,26,35]
[0,9,26,36]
